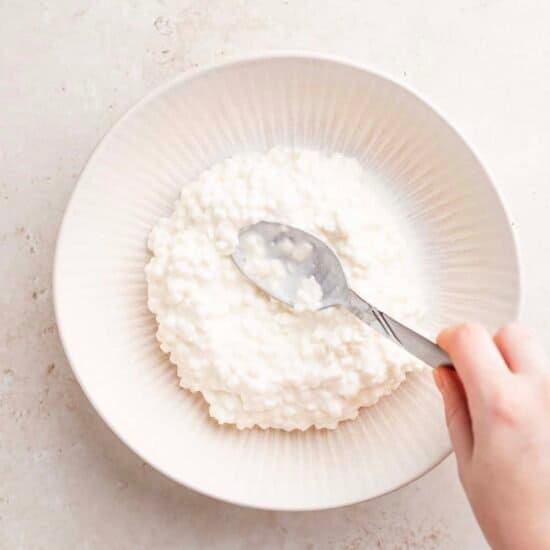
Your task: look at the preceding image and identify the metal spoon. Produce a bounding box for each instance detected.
[232,221,450,368]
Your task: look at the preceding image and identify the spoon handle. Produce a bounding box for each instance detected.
[345,290,451,369]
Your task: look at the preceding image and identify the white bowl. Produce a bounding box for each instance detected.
[54,53,520,510]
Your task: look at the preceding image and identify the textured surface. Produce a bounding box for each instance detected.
[2,0,550,547]
[145,148,429,432]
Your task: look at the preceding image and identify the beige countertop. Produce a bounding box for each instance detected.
[2,1,549,548]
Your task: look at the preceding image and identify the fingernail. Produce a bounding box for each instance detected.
[436,327,450,348]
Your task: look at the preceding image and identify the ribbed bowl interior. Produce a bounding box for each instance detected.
[54,55,520,510]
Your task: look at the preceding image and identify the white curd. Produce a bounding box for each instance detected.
[146,148,425,431]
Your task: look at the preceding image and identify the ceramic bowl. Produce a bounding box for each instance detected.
[54,54,520,510]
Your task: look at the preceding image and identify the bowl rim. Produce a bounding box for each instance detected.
[53,51,522,511]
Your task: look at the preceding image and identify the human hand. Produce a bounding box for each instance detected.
[434,323,550,550]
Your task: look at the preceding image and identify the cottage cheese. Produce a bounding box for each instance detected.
[146,148,425,431]
[294,277,323,312]
[235,226,323,311]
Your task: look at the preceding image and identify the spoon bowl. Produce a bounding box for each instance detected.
[232,221,348,309]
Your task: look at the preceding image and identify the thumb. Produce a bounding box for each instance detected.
[433,367,474,468]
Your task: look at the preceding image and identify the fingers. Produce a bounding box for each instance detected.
[438,323,510,409]
[494,323,547,374]
[433,367,473,466]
